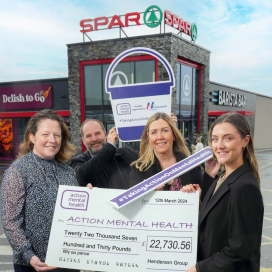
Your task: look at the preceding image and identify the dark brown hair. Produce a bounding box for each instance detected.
[80,119,105,137]
[209,112,260,185]
[17,109,76,162]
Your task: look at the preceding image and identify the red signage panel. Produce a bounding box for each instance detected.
[0,84,53,110]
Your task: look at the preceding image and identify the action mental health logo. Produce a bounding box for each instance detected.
[61,190,89,211]
[146,102,154,110]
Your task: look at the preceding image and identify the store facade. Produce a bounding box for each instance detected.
[0,78,70,162]
[208,81,257,137]
[67,33,210,150]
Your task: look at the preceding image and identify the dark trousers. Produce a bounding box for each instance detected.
[14,264,80,272]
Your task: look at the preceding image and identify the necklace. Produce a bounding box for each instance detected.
[221,173,227,179]
[32,152,60,190]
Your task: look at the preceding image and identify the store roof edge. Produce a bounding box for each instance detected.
[0,77,68,85]
[210,81,272,99]
[66,32,211,53]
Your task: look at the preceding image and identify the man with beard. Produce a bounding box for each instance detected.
[69,119,138,189]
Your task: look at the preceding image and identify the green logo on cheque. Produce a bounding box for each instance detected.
[144,5,163,28]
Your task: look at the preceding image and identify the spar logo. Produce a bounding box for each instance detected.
[147,102,154,110]
[143,5,163,28]
[183,75,190,97]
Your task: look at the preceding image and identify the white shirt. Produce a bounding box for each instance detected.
[195,142,204,152]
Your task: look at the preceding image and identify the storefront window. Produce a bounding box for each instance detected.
[0,119,14,160]
[135,60,155,83]
[84,65,102,106]
[192,68,199,111]
[111,62,134,85]
[83,58,155,148]
[176,60,201,149]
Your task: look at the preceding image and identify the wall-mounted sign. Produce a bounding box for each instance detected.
[210,90,247,108]
[80,5,197,42]
[0,85,53,110]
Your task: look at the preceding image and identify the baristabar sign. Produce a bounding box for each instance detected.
[80,5,197,42]
[210,90,247,108]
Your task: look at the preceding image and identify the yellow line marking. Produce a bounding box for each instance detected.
[261,242,272,245]
[263,235,272,242]
[260,267,272,272]
[259,163,272,171]
[264,217,272,222]
[264,203,272,206]
[265,213,272,215]
[261,188,272,192]
[263,226,272,228]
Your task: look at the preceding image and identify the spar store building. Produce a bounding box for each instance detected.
[67,5,272,150]
[1,5,272,163]
[68,6,210,150]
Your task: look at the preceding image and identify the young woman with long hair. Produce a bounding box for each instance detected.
[182,112,263,272]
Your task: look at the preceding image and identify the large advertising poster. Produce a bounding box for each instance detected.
[0,119,14,160]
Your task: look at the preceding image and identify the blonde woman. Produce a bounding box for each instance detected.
[129,112,203,191]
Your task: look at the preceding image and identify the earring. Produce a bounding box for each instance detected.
[174,139,176,141]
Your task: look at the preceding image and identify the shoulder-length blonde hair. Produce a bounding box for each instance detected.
[131,112,190,171]
[208,112,260,185]
[17,109,76,162]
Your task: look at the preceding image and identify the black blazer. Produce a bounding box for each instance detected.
[129,152,203,189]
[196,163,264,272]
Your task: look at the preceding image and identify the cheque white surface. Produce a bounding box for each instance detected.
[46,186,199,271]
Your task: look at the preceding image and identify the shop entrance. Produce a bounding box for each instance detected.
[176,57,201,153]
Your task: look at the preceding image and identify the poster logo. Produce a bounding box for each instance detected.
[183,75,190,97]
[144,5,163,28]
[146,102,154,109]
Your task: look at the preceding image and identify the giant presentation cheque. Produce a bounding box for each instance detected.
[46,187,199,271]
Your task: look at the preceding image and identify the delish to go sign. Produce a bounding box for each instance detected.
[80,5,197,41]
[0,85,53,110]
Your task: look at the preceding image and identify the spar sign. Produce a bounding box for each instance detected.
[80,5,197,42]
[105,47,174,142]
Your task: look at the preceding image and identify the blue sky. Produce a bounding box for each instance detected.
[1,0,272,96]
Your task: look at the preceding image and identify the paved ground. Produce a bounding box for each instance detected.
[0,151,272,271]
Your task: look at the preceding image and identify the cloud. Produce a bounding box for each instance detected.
[0,0,271,97]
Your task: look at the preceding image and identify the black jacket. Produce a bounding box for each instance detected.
[129,152,203,189]
[196,163,264,272]
[69,143,138,189]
